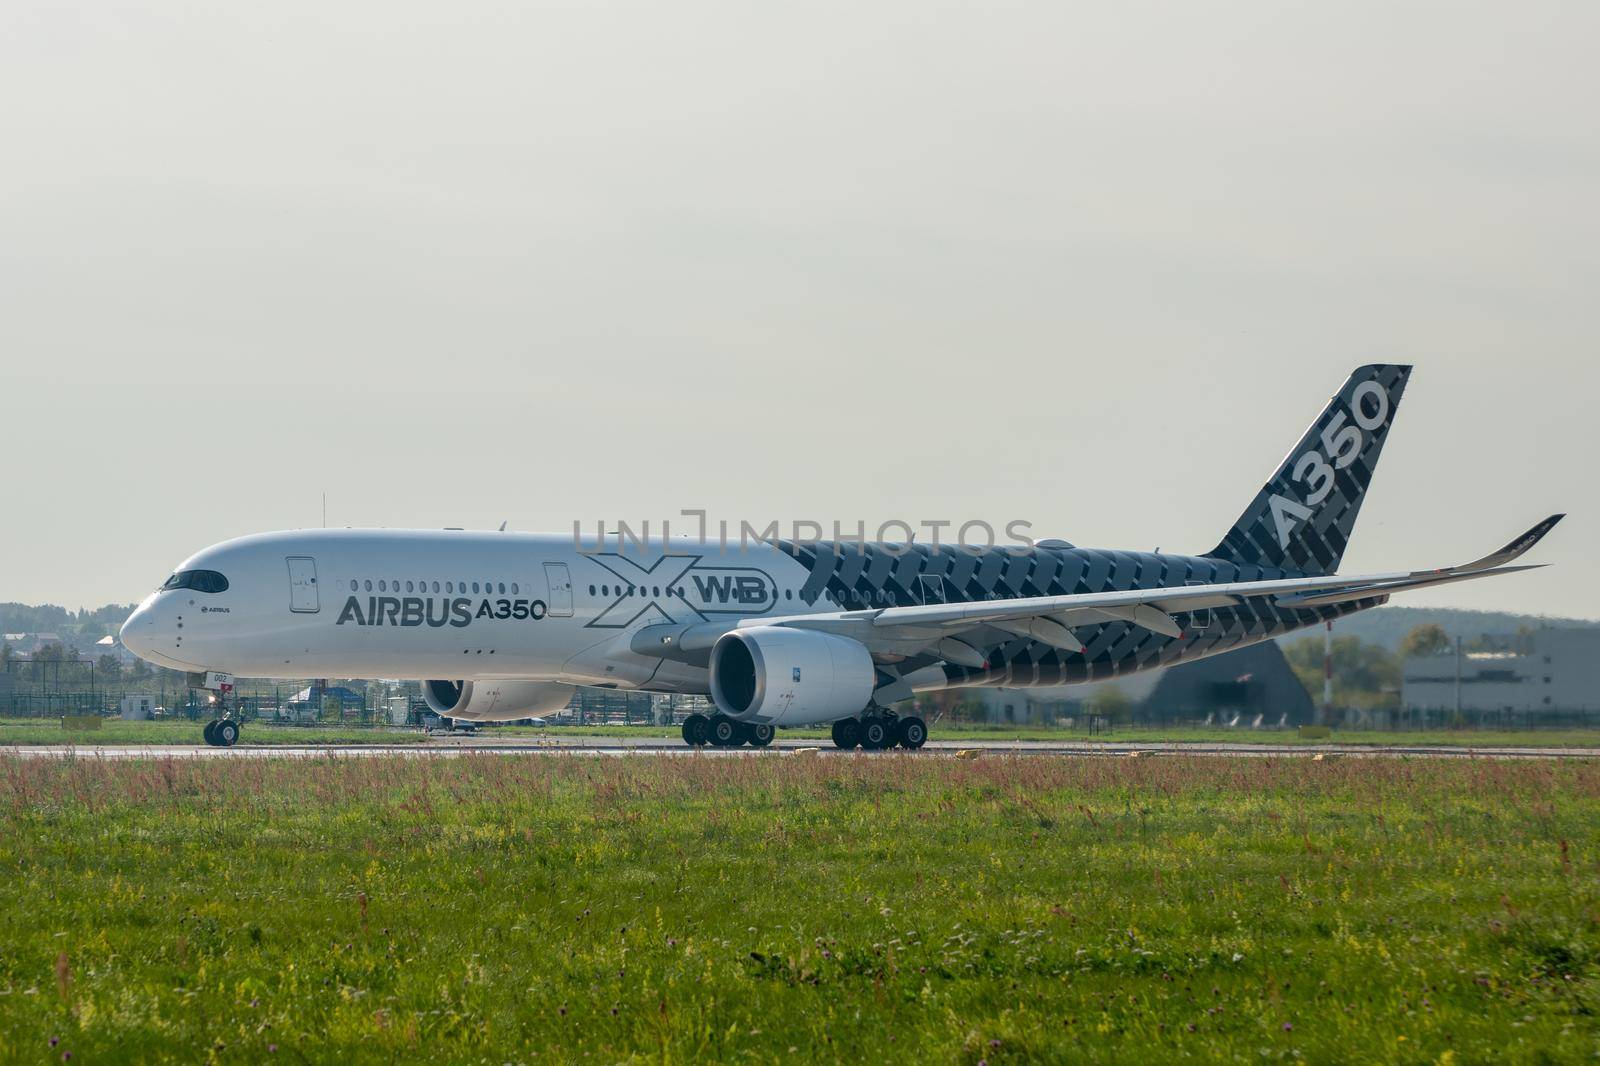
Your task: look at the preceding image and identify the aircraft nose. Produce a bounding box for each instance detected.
[120,605,155,659]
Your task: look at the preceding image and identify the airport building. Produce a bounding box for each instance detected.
[1403,629,1600,718]
[970,641,1317,727]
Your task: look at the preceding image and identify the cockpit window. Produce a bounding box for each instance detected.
[161,569,230,594]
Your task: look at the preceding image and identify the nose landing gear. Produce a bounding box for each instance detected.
[202,718,240,747]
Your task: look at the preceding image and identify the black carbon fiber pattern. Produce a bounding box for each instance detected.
[775,539,1378,690]
[1207,364,1411,574]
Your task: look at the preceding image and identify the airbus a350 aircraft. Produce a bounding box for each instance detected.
[122,365,1561,749]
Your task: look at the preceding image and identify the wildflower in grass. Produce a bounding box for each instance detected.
[49,1037,59,1048]
[1283,1023,1293,1031]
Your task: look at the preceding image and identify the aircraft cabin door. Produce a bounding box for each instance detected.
[287,557,320,613]
[543,562,573,617]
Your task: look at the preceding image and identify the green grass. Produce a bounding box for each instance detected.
[492,722,1600,747]
[0,717,426,747]
[926,726,1600,748]
[0,755,1597,1062]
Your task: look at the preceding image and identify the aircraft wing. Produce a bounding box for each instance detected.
[767,514,1564,653]
[632,515,1561,664]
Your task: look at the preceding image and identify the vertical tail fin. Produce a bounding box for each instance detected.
[1207,364,1412,574]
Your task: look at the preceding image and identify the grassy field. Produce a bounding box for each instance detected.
[0,756,1597,1061]
[0,718,426,746]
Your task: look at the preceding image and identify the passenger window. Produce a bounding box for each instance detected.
[406,581,414,593]
[379,580,387,592]
[589,585,596,595]
[432,581,440,594]
[472,582,480,593]
[498,583,506,594]
[511,583,519,595]
[364,580,372,592]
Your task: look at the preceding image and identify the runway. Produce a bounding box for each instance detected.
[5,737,1599,760]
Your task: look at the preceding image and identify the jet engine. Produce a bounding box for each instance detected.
[422,679,575,722]
[708,626,876,726]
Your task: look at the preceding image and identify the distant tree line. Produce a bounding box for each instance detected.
[0,602,140,646]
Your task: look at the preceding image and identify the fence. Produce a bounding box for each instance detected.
[1,685,385,725]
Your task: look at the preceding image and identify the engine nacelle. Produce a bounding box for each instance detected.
[709,626,876,726]
[422,679,574,722]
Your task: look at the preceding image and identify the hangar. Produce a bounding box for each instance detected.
[971,641,1316,727]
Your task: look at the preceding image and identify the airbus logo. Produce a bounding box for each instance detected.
[335,596,548,628]
[585,553,778,629]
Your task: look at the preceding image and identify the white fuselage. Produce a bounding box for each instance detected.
[120,528,826,692]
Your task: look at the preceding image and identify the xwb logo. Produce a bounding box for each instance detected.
[586,554,778,629]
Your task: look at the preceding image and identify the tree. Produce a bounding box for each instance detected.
[914,689,987,723]
[1086,687,1133,724]
[1398,623,1451,660]
[97,654,122,684]
[1283,635,1401,711]
[33,642,66,663]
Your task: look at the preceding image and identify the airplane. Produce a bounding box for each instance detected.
[121,365,1562,749]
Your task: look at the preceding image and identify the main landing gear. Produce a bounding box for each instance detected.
[202,718,240,747]
[831,712,926,751]
[678,711,925,751]
[680,713,774,749]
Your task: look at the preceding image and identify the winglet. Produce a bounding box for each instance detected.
[1463,514,1565,573]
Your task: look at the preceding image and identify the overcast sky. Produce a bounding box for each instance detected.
[1,1,1594,618]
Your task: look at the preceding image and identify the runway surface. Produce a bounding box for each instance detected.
[5,737,1599,760]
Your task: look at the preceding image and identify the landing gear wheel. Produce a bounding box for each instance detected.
[681,713,710,747]
[831,718,861,750]
[896,716,927,750]
[860,716,894,750]
[749,723,775,748]
[202,720,220,746]
[708,714,741,747]
[215,719,240,747]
